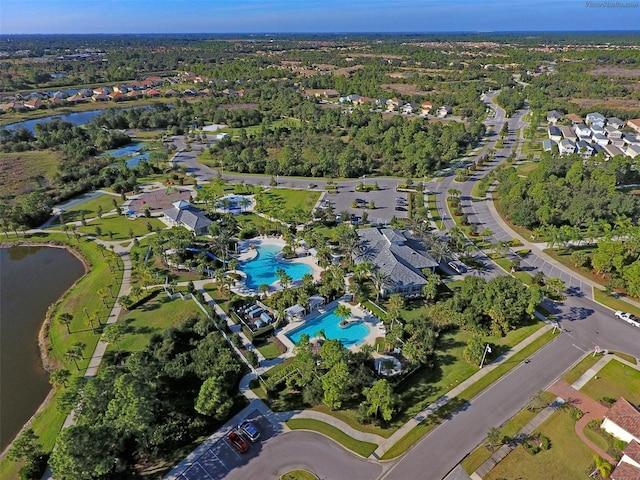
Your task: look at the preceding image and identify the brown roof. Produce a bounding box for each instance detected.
[606,398,640,439]
[612,461,640,480]
[625,441,640,464]
[566,113,582,123]
[629,119,640,128]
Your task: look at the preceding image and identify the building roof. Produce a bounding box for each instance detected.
[548,125,561,137]
[542,139,557,151]
[612,461,640,480]
[608,117,625,127]
[625,440,640,466]
[354,228,438,289]
[547,110,563,119]
[606,398,640,439]
[604,144,624,157]
[566,113,583,124]
[164,202,212,232]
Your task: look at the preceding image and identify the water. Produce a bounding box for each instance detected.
[286,308,370,347]
[0,246,85,451]
[240,244,312,290]
[103,142,149,167]
[1,110,108,134]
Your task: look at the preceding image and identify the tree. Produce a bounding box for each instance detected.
[50,368,71,389]
[334,303,352,325]
[370,268,391,302]
[594,455,613,479]
[527,390,548,412]
[421,270,440,304]
[545,277,566,295]
[363,379,396,422]
[463,335,486,366]
[486,427,502,450]
[275,268,292,289]
[322,361,350,410]
[195,377,234,419]
[319,338,348,370]
[8,428,46,479]
[258,283,270,299]
[65,342,85,371]
[59,312,73,335]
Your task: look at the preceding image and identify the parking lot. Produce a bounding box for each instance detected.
[322,181,411,224]
[174,410,275,480]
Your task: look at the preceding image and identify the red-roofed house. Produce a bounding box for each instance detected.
[145,89,161,98]
[109,92,126,102]
[628,119,640,135]
[602,398,640,444]
[421,101,433,115]
[612,440,640,480]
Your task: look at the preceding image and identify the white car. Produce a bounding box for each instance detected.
[615,311,640,327]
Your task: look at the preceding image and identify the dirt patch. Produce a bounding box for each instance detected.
[589,67,640,78]
[571,98,640,111]
[382,83,432,96]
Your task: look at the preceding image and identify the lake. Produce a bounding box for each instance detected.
[1,110,109,134]
[0,246,85,451]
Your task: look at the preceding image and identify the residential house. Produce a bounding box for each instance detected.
[542,139,557,152]
[145,88,161,98]
[627,144,640,159]
[592,132,609,146]
[24,99,44,110]
[576,140,594,157]
[0,101,26,112]
[126,90,143,100]
[52,91,67,100]
[421,101,433,115]
[109,92,126,102]
[586,112,606,127]
[603,144,624,158]
[353,96,373,106]
[547,125,562,142]
[353,228,438,298]
[402,102,419,114]
[602,397,640,444]
[591,124,605,136]
[113,85,130,94]
[346,94,362,103]
[163,200,213,235]
[386,98,402,111]
[566,113,583,125]
[560,126,577,142]
[67,94,87,104]
[437,105,453,117]
[92,93,109,102]
[624,134,640,148]
[606,125,624,140]
[574,124,592,139]
[608,117,626,129]
[628,119,640,135]
[558,139,576,155]
[546,110,563,124]
[164,89,179,97]
[375,98,388,108]
[182,88,197,96]
[611,440,640,480]
[93,87,109,96]
[78,88,94,98]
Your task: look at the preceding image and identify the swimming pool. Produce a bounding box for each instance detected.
[240,243,312,290]
[287,308,370,348]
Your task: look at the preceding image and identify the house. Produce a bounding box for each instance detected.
[163,200,213,235]
[402,102,419,114]
[386,98,402,111]
[542,139,557,152]
[627,144,640,159]
[67,94,87,104]
[437,105,453,117]
[560,126,577,142]
[628,119,640,135]
[108,92,126,102]
[591,124,605,136]
[421,101,433,115]
[78,88,93,97]
[586,112,606,127]
[353,96,373,106]
[0,101,26,112]
[92,93,109,102]
[126,90,143,99]
[611,440,640,480]
[566,113,583,125]
[164,89,179,97]
[606,125,624,140]
[574,124,592,139]
[558,139,576,155]
[353,228,438,298]
[592,133,609,146]
[346,94,362,103]
[603,144,624,158]
[547,125,562,142]
[547,110,563,124]
[23,99,44,110]
[602,398,640,444]
[576,140,594,157]
[375,98,388,108]
[93,87,109,96]
[145,88,161,98]
[608,117,626,129]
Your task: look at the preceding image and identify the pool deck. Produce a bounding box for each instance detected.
[232,237,323,296]
[277,298,384,353]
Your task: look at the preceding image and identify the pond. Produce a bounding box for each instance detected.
[0,246,85,451]
[103,142,150,168]
[1,109,111,134]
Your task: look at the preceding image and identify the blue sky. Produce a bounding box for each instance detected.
[2,0,639,34]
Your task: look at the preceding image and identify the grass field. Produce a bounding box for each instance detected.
[580,359,640,405]
[280,470,318,480]
[112,294,203,353]
[78,215,165,240]
[286,418,378,458]
[56,193,121,224]
[0,150,61,198]
[562,354,602,385]
[516,161,538,177]
[259,188,321,215]
[426,192,444,230]
[485,408,594,480]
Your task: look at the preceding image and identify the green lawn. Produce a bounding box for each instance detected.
[280,470,318,480]
[259,188,321,215]
[580,359,640,405]
[286,418,378,458]
[112,294,203,353]
[57,193,121,224]
[516,161,538,177]
[593,289,640,319]
[426,193,445,230]
[79,215,165,240]
[257,340,283,360]
[485,409,594,480]
[563,354,602,385]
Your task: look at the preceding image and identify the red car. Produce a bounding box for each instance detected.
[227,431,249,453]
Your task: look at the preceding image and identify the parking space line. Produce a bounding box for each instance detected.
[207,448,229,471]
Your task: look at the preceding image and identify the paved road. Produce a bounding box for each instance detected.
[226,431,383,480]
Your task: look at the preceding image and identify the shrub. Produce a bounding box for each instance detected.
[569,406,584,422]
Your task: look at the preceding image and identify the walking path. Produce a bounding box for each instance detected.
[471,353,640,478]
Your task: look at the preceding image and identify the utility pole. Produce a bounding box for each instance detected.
[480,344,492,369]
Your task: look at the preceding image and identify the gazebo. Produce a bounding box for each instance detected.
[309,295,325,311]
[285,304,305,321]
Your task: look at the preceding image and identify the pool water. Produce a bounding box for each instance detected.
[287,308,370,348]
[240,244,312,290]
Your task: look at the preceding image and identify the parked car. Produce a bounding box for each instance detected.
[615,311,640,327]
[239,420,261,442]
[448,261,467,274]
[227,431,249,453]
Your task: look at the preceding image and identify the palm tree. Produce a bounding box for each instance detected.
[59,313,73,334]
[228,258,239,274]
[371,268,391,302]
[429,240,450,264]
[335,304,352,325]
[276,268,292,289]
[258,283,270,299]
[65,342,85,371]
[481,227,493,244]
[447,188,461,198]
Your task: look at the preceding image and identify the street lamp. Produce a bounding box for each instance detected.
[479,344,492,368]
